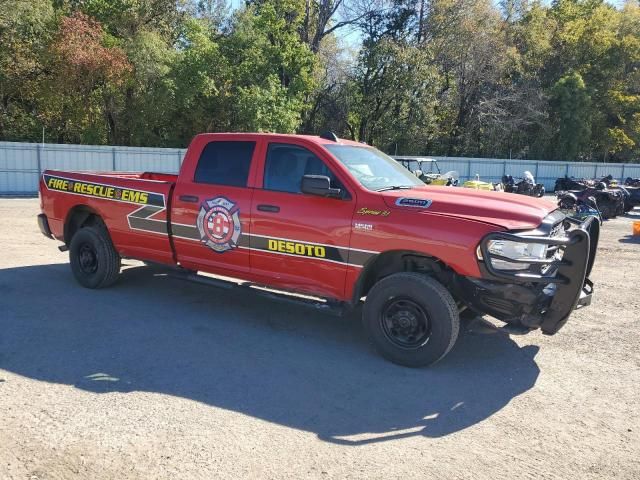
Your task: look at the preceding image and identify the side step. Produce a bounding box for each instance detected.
[169,270,349,317]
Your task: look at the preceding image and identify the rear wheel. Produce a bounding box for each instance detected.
[69,226,121,288]
[599,203,614,220]
[362,273,460,367]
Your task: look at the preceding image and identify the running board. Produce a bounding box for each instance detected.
[169,270,348,317]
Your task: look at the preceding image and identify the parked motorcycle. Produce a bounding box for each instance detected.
[600,175,637,212]
[556,191,602,223]
[554,175,631,215]
[624,177,640,187]
[554,176,588,192]
[501,171,545,197]
[561,184,623,219]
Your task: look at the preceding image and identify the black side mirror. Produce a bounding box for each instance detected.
[301,175,341,198]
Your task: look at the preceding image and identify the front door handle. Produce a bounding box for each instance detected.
[179,195,199,203]
[257,204,280,213]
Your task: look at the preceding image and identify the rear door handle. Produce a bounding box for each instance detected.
[179,195,199,203]
[257,204,280,213]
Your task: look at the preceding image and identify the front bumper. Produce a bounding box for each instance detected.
[456,215,599,335]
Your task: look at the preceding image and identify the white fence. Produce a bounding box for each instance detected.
[396,156,640,191]
[1,141,640,194]
[0,142,187,194]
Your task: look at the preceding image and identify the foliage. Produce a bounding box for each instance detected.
[0,0,639,162]
[550,72,591,160]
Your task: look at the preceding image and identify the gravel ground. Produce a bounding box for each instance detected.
[1,198,639,480]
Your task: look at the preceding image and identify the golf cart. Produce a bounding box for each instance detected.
[395,157,459,186]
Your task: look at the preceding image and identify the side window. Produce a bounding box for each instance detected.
[263,143,345,195]
[194,141,256,187]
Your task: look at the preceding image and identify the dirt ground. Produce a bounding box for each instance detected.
[0,198,638,480]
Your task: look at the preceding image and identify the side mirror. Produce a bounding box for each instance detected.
[301,175,341,198]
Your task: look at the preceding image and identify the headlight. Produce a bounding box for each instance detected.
[484,239,548,271]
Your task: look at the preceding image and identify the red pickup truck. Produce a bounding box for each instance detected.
[38,132,599,367]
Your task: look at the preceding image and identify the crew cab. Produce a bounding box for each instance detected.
[38,133,599,367]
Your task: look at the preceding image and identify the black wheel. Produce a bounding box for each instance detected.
[599,203,613,220]
[69,225,121,288]
[558,197,576,210]
[362,273,459,367]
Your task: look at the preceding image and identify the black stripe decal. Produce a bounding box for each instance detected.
[42,173,378,266]
[348,249,376,267]
[127,206,167,234]
[172,223,200,240]
[239,233,251,248]
[129,205,164,219]
[249,235,349,263]
[169,225,377,267]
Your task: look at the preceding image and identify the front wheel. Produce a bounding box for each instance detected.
[69,226,121,288]
[362,273,460,367]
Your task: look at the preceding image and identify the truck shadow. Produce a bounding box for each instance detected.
[0,263,540,444]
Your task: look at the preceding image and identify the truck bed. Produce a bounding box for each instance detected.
[40,169,178,265]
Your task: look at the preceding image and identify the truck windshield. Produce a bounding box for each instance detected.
[325,145,424,192]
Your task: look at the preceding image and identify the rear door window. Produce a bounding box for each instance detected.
[194,141,256,187]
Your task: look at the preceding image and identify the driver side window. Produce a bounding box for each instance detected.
[263,143,345,195]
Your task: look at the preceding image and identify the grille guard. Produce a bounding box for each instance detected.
[479,215,599,284]
[478,215,599,335]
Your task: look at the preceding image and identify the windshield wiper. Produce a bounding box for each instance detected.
[375,185,414,192]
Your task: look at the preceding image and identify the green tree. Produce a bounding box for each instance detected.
[348,39,441,151]
[1,0,639,161]
[550,72,592,159]
[0,0,55,141]
[39,12,133,144]
[221,0,316,132]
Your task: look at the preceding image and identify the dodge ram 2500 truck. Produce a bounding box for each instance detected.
[38,132,599,367]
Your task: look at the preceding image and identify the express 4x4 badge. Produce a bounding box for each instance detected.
[197,197,241,253]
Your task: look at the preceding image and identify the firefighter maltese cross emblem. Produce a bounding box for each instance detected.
[197,197,241,253]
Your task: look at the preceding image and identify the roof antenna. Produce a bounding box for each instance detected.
[319,131,339,142]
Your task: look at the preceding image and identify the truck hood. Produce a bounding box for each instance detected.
[381,186,557,230]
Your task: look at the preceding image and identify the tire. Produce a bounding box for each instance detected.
[69,225,121,288]
[599,203,613,220]
[558,197,576,210]
[362,273,460,367]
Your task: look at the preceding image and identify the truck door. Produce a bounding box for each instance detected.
[249,141,356,300]
[171,139,257,276]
